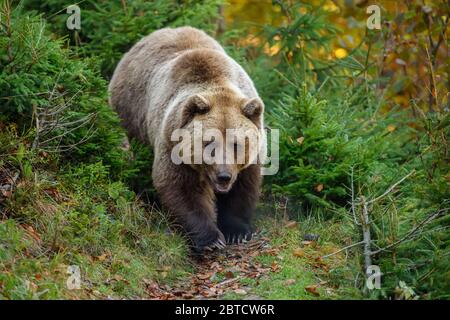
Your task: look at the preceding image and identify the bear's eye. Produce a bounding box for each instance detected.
[204,139,215,158]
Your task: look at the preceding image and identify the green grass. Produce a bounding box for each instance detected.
[0,150,362,300]
[222,209,362,300]
[0,131,362,299]
[0,129,190,299]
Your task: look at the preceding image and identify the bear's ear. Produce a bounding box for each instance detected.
[241,97,264,127]
[181,94,211,127]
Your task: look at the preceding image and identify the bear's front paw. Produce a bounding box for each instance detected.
[192,228,226,253]
[219,219,253,244]
[225,229,253,244]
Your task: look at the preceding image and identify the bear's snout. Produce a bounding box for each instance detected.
[217,171,232,183]
[210,166,235,194]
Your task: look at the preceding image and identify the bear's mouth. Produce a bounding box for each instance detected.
[206,171,235,194]
[214,182,232,194]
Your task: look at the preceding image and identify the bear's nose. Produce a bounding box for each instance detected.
[217,171,232,183]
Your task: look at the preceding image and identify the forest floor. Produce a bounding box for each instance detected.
[0,204,362,300]
[144,219,362,300]
[0,127,361,299]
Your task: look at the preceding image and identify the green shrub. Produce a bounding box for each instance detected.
[24,0,223,76]
[250,1,449,299]
[0,4,126,172]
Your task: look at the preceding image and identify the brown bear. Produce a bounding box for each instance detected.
[108,27,266,252]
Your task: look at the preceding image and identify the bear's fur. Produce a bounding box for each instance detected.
[109,27,265,251]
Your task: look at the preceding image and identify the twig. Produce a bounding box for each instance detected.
[370,208,447,255]
[349,167,360,226]
[213,276,242,288]
[365,170,415,205]
[361,196,372,271]
[322,240,366,259]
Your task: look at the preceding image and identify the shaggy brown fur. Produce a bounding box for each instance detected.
[109,27,265,251]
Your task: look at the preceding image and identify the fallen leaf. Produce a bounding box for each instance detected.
[293,248,305,258]
[96,253,108,262]
[305,285,320,296]
[387,124,396,132]
[395,58,406,66]
[113,274,124,281]
[44,187,61,199]
[271,261,281,272]
[40,151,49,158]
[284,221,298,229]
[182,292,194,299]
[263,248,280,256]
[296,137,305,145]
[23,225,41,241]
[224,271,234,279]
[285,279,296,286]
[210,262,220,270]
[197,273,213,280]
[315,184,324,192]
[234,289,247,295]
[312,257,329,271]
[0,189,12,198]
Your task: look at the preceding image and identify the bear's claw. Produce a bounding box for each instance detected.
[193,229,226,252]
[203,239,226,251]
[226,231,252,244]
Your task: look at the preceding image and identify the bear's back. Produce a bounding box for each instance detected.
[109,27,256,145]
[109,27,228,143]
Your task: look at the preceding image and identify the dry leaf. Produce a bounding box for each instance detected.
[210,262,220,270]
[113,274,124,281]
[234,288,247,295]
[315,184,324,192]
[387,124,396,132]
[0,189,12,198]
[395,58,406,66]
[271,261,281,272]
[96,253,108,262]
[305,285,320,296]
[197,273,213,280]
[24,225,41,241]
[182,293,194,299]
[284,221,298,229]
[296,137,305,145]
[293,248,305,258]
[285,279,296,286]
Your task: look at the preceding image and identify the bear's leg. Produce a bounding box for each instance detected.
[217,165,261,244]
[153,159,225,252]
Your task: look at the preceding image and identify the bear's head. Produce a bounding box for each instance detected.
[169,87,265,193]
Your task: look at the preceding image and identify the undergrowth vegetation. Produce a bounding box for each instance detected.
[0,0,448,299]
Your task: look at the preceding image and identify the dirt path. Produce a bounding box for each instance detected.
[145,235,279,299]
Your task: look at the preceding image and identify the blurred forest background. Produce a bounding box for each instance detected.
[0,0,448,300]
